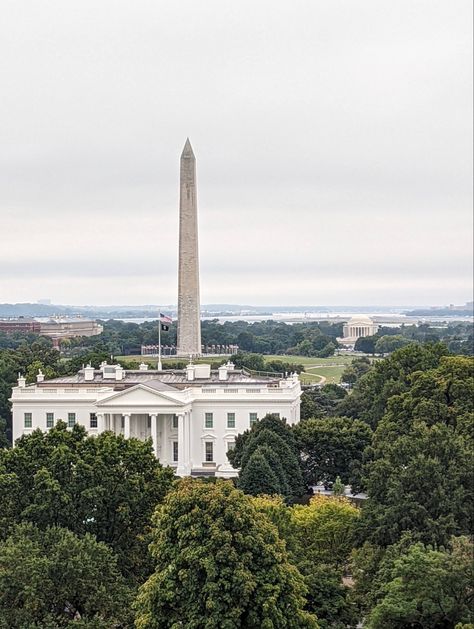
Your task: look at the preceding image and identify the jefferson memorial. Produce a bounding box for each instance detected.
[338,315,379,347]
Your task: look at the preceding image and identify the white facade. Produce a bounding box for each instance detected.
[10,362,301,478]
[338,315,379,347]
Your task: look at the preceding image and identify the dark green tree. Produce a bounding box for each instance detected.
[238,427,305,498]
[134,479,318,628]
[300,385,347,420]
[354,335,378,354]
[366,537,473,629]
[238,449,283,496]
[337,343,449,429]
[360,356,474,547]
[375,335,412,354]
[0,523,133,628]
[294,416,372,486]
[0,423,174,581]
[228,413,299,468]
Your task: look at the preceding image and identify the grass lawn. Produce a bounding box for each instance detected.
[116,353,353,384]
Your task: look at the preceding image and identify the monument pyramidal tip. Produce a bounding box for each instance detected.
[177,138,202,357]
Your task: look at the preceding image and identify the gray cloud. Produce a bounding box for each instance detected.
[0,0,472,306]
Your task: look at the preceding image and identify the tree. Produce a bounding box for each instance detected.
[341,357,371,387]
[354,335,378,354]
[228,413,299,468]
[300,385,347,420]
[359,356,473,547]
[135,479,318,628]
[290,496,360,628]
[0,423,174,581]
[291,495,360,568]
[337,343,449,429]
[238,427,305,498]
[332,476,344,496]
[374,335,411,355]
[0,523,132,628]
[366,537,474,629]
[238,449,283,496]
[294,416,372,486]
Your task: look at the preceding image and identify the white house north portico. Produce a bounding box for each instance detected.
[11,361,301,477]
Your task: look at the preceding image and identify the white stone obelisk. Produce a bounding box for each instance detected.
[177,138,201,356]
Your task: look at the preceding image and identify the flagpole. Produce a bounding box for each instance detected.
[158,309,163,371]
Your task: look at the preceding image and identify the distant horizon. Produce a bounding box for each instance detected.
[1,300,472,311]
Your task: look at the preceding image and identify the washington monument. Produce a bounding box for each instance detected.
[177,138,201,356]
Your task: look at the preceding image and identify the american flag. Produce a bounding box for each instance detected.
[160,313,173,324]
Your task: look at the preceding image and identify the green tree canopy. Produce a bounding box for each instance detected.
[366,537,473,629]
[337,343,449,429]
[135,479,318,628]
[238,449,283,496]
[0,523,132,628]
[294,416,372,486]
[227,413,299,468]
[300,385,347,420]
[361,356,474,547]
[374,335,412,355]
[238,427,305,499]
[0,423,174,581]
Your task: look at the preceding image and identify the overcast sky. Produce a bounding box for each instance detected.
[0,1,472,307]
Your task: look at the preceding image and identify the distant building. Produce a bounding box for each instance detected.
[10,361,301,477]
[0,317,41,334]
[39,317,103,347]
[338,315,379,347]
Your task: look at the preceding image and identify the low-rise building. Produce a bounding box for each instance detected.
[0,317,41,334]
[10,361,301,478]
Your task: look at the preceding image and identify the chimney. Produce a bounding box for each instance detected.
[115,365,124,381]
[84,365,95,382]
[36,370,44,383]
[17,374,26,388]
[139,362,149,371]
[218,365,228,381]
[186,364,195,381]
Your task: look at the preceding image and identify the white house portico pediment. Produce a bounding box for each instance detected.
[96,384,186,408]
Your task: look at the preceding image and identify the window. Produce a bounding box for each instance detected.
[227,412,236,428]
[46,413,54,428]
[68,413,76,428]
[249,412,258,427]
[172,415,178,429]
[24,413,32,428]
[205,412,213,428]
[205,441,214,462]
[172,441,179,462]
[147,416,151,429]
[227,440,235,452]
[89,413,97,428]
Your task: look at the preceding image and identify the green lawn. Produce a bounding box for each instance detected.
[116,353,352,384]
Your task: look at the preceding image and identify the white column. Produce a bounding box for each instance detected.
[150,413,158,458]
[184,411,191,470]
[176,412,191,476]
[97,412,104,433]
[123,413,131,439]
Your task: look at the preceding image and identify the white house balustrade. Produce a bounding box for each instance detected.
[10,362,302,478]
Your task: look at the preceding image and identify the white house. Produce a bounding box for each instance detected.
[10,361,301,478]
